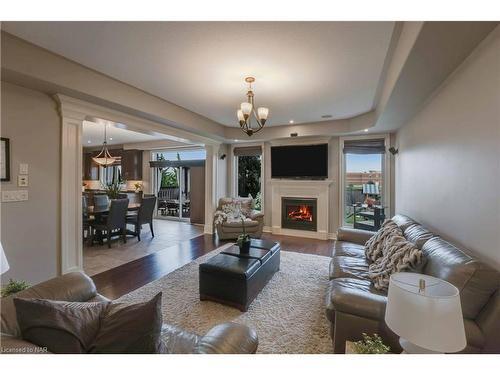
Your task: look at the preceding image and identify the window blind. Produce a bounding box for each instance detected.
[343,138,386,154]
[233,146,262,157]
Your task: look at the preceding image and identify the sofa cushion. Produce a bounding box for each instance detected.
[90,292,163,353]
[160,323,200,354]
[422,237,500,319]
[332,241,366,259]
[13,298,110,353]
[329,256,370,280]
[220,220,260,233]
[391,214,418,232]
[325,278,387,322]
[403,224,435,249]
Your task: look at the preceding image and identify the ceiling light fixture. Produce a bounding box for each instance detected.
[92,123,117,167]
[289,120,294,124]
[237,77,269,137]
[364,129,369,132]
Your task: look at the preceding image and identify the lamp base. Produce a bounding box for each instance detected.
[399,338,441,354]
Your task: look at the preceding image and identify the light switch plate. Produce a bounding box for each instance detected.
[19,163,29,175]
[1,190,29,202]
[18,175,29,187]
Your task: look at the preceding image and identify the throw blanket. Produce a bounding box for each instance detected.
[364,220,403,262]
[368,235,424,291]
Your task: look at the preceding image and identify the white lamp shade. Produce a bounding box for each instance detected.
[240,102,252,116]
[385,273,466,353]
[257,107,269,120]
[237,109,245,122]
[0,242,10,274]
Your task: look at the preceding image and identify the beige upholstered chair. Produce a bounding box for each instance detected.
[214,197,264,240]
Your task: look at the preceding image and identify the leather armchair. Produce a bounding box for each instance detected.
[1,272,258,354]
[215,197,264,240]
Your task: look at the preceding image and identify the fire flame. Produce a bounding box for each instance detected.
[287,205,313,222]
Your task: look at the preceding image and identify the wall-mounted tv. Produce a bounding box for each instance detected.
[271,143,328,179]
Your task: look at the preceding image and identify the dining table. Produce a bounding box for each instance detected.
[86,202,141,244]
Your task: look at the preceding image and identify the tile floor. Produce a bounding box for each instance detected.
[83,219,204,276]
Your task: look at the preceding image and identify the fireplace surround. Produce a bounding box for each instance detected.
[281,197,317,232]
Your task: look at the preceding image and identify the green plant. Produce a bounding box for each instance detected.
[1,279,30,297]
[102,180,125,199]
[236,218,251,247]
[352,333,390,354]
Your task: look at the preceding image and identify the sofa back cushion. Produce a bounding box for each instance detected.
[391,214,418,232]
[403,224,435,249]
[422,237,500,319]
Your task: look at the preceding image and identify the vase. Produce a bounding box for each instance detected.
[239,240,251,254]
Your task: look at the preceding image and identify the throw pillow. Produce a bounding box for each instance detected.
[90,292,163,354]
[13,298,110,353]
[364,220,403,262]
[368,235,424,291]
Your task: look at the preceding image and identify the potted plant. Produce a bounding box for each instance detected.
[1,279,30,298]
[350,333,390,354]
[236,218,251,254]
[102,180,125,199]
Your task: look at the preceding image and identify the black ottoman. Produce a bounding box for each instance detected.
[199,240,280,311]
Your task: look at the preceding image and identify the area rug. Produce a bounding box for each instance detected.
[117,243,333,353]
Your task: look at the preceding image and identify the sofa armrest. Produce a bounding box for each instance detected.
[336,227,374,245]
[249,210,264,221]
[195,322,258,354]
[1,272,98,337]
[0,334,49,354]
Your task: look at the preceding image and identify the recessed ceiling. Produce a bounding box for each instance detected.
[82,120,169,146]
[4,21,395,127]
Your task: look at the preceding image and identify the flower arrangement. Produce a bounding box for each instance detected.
[134,182,143,192]
[236,218,251,253]
[352,333,390,354]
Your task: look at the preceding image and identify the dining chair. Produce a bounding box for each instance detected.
[126,196,157,241]
[90,198,129,248]
[93,194,110,207]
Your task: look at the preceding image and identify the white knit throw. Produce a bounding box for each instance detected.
[368,234,423,291]
[364,220,403,262]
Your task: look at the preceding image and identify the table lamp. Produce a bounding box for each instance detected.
[1,242,10,274]
[385,272,466,354]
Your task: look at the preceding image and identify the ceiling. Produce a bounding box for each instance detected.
[3,22,395,127]
[82,120,169,146]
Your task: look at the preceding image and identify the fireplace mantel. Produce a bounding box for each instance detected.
[270,179,333,240]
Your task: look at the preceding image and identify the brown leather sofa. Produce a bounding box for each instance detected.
[1,272,258,354]
[326,214,500,354]
[215,197,264,240]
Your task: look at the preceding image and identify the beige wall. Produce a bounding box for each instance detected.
[1,82,61,284]
[395,26,500,270]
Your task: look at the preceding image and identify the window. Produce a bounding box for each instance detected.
[234,146,262,210]
[100,165,122,186]
[341,137,389,232]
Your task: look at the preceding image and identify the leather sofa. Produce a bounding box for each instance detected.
[1,272,258,354]
[215,197,264,240]
[326,214,500,354]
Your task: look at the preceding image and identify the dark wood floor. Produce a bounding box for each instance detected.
[91,232,334,299]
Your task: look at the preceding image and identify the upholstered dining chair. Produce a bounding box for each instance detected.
[126,196,157,241]
[93,194,110,207]
[82,196,94,241]
[90,198,129,248]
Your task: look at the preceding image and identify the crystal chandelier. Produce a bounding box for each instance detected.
[236,77,269,136]
[92,123,117,167]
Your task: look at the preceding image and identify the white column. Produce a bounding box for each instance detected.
[204,144,220,234]
[57,100,86,274]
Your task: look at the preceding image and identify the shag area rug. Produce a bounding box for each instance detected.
[117,243,333,354]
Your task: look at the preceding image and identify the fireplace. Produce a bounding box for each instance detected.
[281,197,317,232]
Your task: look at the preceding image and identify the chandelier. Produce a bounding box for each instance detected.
[236,77,269,136]
[92,123,117,167]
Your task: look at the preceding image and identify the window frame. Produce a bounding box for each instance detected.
[231,142,265,212]
[339,134,391,229]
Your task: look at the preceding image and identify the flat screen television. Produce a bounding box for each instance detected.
[271,144,328,179]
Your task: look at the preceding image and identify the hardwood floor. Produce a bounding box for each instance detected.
[91,232,334,299]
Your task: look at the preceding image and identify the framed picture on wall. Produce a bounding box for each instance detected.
[1,137,11,181]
